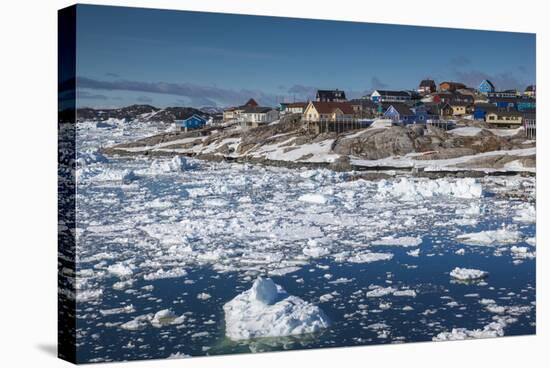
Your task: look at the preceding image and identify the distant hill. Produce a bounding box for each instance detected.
[75,104,212,123]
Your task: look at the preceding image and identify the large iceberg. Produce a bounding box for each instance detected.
[223,277,330,340]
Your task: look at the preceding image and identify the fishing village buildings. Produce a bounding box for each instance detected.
[217,80,535,137]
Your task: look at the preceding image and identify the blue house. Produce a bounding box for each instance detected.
[177,114,207,130]
[412,104,439,123]
[478,80,495,94]
[383,104,415,124]
[473,104,495,121]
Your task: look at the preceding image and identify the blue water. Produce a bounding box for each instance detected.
[68,138,537,364]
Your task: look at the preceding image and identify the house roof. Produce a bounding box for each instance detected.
[439,81,467,89]
[480,79,495,89]
[488,97,531,104]
[449,101,471,107]
[285,102,307,108]
[374,90,411,97]
[316,89,347,100]
[349,98,377,108]
[486,109,523,117]
[242,106,274,114]
[309,101,354,115]
[386,103,414,116]
[419,79,436,87]
[244,98,258,107]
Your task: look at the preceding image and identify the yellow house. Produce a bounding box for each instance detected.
[450,102,472,116]
[303,101,354,122]
[485,110,523,127]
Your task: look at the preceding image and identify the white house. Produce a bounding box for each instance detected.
[239,106,279,127]
[370,90,412,103]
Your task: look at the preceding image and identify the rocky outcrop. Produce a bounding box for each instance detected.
[332,125,533,161]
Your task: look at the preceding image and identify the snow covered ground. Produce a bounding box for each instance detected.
[70,120,536,363]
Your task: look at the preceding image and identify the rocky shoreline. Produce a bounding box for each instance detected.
[101,118,536,178]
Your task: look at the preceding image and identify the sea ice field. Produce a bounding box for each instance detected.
[69,120,536,363]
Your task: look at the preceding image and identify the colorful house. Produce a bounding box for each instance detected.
[383,103,415,124]
[411,104,440,123]
[280,102,308,115]
[478,80,495,94]
[439,81,466,92]
[418,79,436,94]
[473,103,496,121]
[370,90,411,103]
[485,110,523,127]
[239,106,279,127]
[177,114,207,130]
[316,89,347,102]
[303,101,354,121]
[449,101,472,116]
[439,103,454,118]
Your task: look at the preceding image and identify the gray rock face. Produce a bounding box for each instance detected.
[332,125,532,161]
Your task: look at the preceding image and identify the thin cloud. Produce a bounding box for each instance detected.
[452,70,527,90]
[449,56,471,67]
[76,76,278,107]
[370,77,388,90]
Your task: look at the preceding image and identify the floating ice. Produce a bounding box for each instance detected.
[457,228,521,246]
[100,305,135,316]
[143,268,188,281]
[449,267,488,281]
[223,277,330,340]
[149,156,196,174]
[107,263,134,278]
[372,236,422,247]
[393,289,417,297]
[406,249,420,257]
[91,169,137,183]
[348,252,393,264]
[151,309,185,328]
[298,193,328,204]
[303,239,330,258]
[377,177,482,201]
[366,286,396,298]
[197,293,212,300]
[77,150,109,167]
[513,205,535,223]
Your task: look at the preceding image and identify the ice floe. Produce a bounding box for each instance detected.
[372,236,422,247]
[449,267,488,281]
[457,228,521,246]
[377,177,482,201]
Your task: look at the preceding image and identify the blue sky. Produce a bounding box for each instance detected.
[74,4,536,108]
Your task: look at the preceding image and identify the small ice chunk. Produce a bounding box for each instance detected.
[107,263,134,278]
[143,268,187,281]
[197,293,212,300]
[449,267,488,281]
[151,309,185,327]
[298,193,328,204]
[366,286,396,298]
[372,236,422,247]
